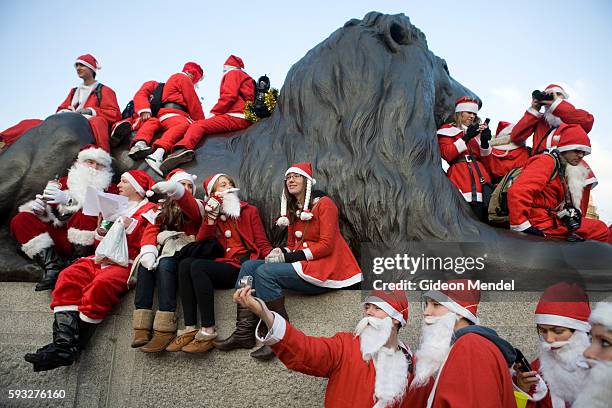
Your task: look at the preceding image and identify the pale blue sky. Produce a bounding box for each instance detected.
[2,0,611,222]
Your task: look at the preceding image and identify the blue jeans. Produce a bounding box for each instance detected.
[134,257,178,311]
[236,260,330,301]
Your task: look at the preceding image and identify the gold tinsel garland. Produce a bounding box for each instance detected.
[244,88,279,122]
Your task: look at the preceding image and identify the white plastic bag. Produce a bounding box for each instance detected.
[94,219,129,266]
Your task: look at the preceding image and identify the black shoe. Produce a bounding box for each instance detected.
[78,319,97,350]
[110,121,131,147]
[24,311,81,371]
[33,247,64,291]
[160,148,195,174]
[128,141,153,160]
[70,244,94,264]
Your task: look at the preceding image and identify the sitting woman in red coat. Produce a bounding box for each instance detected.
[214,162,363,360]
[437,96,492,221]
[154,173,272,353]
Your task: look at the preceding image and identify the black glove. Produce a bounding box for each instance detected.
[462,124,480,142]
[523,226,545,237]
[283,250,308,263]
[480,128,492,149]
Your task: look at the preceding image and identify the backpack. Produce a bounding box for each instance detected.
[120,82,165,119]
[488,151,561,225]
[252,75,272,118]
[71,83,104,106]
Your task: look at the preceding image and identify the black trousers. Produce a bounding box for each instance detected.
[178,257,239,327]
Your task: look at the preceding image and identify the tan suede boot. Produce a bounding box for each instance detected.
[131,309,154,348]
[166,329,198,352]
[140,311,177,353]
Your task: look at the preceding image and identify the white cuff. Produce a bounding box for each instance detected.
[548,97,563,114]
[512,375,548,402]
[510,220,532,232]
[58,109,72,113]
[137,108,152,115]
[54,305,79,313]
[79,312,102,324]
[140,244,159,257]
[453,138,467,153]
[94,230,105,241]
[303,248,314,261]
[480,146,492,157]
[527,107,543,118]
[255,311,286,346]
[89,107,97,117]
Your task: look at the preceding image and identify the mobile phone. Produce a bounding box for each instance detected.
[514,348,532,372]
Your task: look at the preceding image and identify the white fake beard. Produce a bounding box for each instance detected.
[66,162,113,204]
[564,162,589,207]
[543,106,563,128]
[372,346,409,408]
[538,330,590,403]
[355,316,394,362]
[410,312,457,389]
[219,190,241,219]
[572,359,612,408]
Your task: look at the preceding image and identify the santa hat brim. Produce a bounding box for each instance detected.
[589,303,612,331]
[78,147,112,168]
[363,296,407,326]
[455,102,479,114]
[557,145,591,155]
[285,167,316,184]
[535,313,591,332]
[424,290,479,325]
[75,59,99,72]
[123,172,146,197]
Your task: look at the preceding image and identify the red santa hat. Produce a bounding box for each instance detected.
[203,173,229,196]
[276,162,316,228]
[454,96,479,114]
[363,290,409,327]
[589,302,612,331]
[424,279,480,324]
[224,55,244,70]
[556,124,591,155]
[76,144,112,168]
[544,83,569,99]
[166,168,197,194]
[75,54,101,73]
[122,170,155,198]
[183,62,204,84]
[535,282,591,332]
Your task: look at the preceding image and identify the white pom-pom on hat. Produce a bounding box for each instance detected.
[224,230,231,238]
[295,230,303,238]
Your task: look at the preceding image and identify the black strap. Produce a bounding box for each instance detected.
[161,102,187,112]
[532,127,556,156]
[465,158,478,202]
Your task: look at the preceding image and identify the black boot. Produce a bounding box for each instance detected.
[213,305,259,351]
[33,247,64,291]
[70,243,94,263]
[24,311,80,371]
[250,297,289,361]
[78,319,97,350]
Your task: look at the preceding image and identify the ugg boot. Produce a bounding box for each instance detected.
[131,309,154,348]
[250,297,289,361]
[140,311,177,353]
[166,328,198,352]
[214,305,259,351]
[24,311,80,371]
[33,246,64,291]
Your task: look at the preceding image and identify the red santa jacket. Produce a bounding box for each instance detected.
[210,68,255,118]
[511,100,594,154]
[521,358,558,408]
[507,154,566,232]
[177,191,272,268]
[57,83,121,124]
[158,73,204,122]
[285,196,361,288]
[482,144,531,182]
[437,124,492,202]
[133,80,159,116]
[267,317,411,408]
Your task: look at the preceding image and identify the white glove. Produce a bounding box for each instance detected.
[140,252,157,270]
[265,251,285,264]
[152,180,182,196]
[43,186,70,205]
[266,248,283,258]
[31,194,47,215]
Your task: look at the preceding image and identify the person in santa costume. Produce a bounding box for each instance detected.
[482,121,530,184]
[155,173,272,353]
[10,145,116,291]
[437,96,492,221]
[514,283,593,408]
[23,170,158,372]
[407,279,518,408]
[507,124,610,242]
[1,54,121,152]
[236,287,413,407]
[135,62,205,175]
[573,302,612,408]
[215,162,362,360]
[130,169,204,353]
[158,55,255,173]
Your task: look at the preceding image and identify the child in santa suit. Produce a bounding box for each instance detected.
[10,145,116,291]
[482,121,530,184]
[159,55,255,173]
[507,124,610,242]
[215,162,362,360]
[1,55,121,152]
[24,170,158,372]
[130,169,203,353]
[437,96,492,221]
[159,173,272,353]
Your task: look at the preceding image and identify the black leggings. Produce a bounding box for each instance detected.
[178,257,239,327]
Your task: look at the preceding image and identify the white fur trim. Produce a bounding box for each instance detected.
[291,261,363,288]
[276,216,290,228]
[79,312,102,324]
[300,210,314,221]
[224,230,231,238]
[424,290,479,324]
[227,113,246,119]
[303,248,313,261]
[511,220,532,232]
[548,97,563,114]
[584,177,597,187]
[294,230,303,239]
[141,209,158,225]
[205,174,226,195]
[78,147,112,168]
[67,227,95,246]
[54,305,79,312]
[455,102,479,113]
[491,134,511,146]
[21,233,54,258]
[535,314,591,332]
[437,126,462,137]
[362,296,407,326]
[512,375,548,402]
[557,144,591,154]
[122,172,146,196]
[461,191,483,202]
[169,172,196,195]
[285,167,315,183]
[589,302,612,330]
[137,108,152,115]
[453,138,467,153]
[527,107,543,118]
[75,59,99,72]
[89,107,97,117]
[256,312,287,345]
[140,245,158,257]
[544,86,569,99]
[479,146,492,157]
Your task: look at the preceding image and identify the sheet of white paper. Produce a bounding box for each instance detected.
[82,187,129,220]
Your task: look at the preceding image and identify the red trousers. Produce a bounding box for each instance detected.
[175,114,251,151]
[50,257,130,322]
[542,218,610,242]
[133,115,191,152]
[0,119,44,145]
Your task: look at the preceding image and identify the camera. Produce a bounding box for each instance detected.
[532,90,554,101]
[557,206,581,232]
[239,275,253,288]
